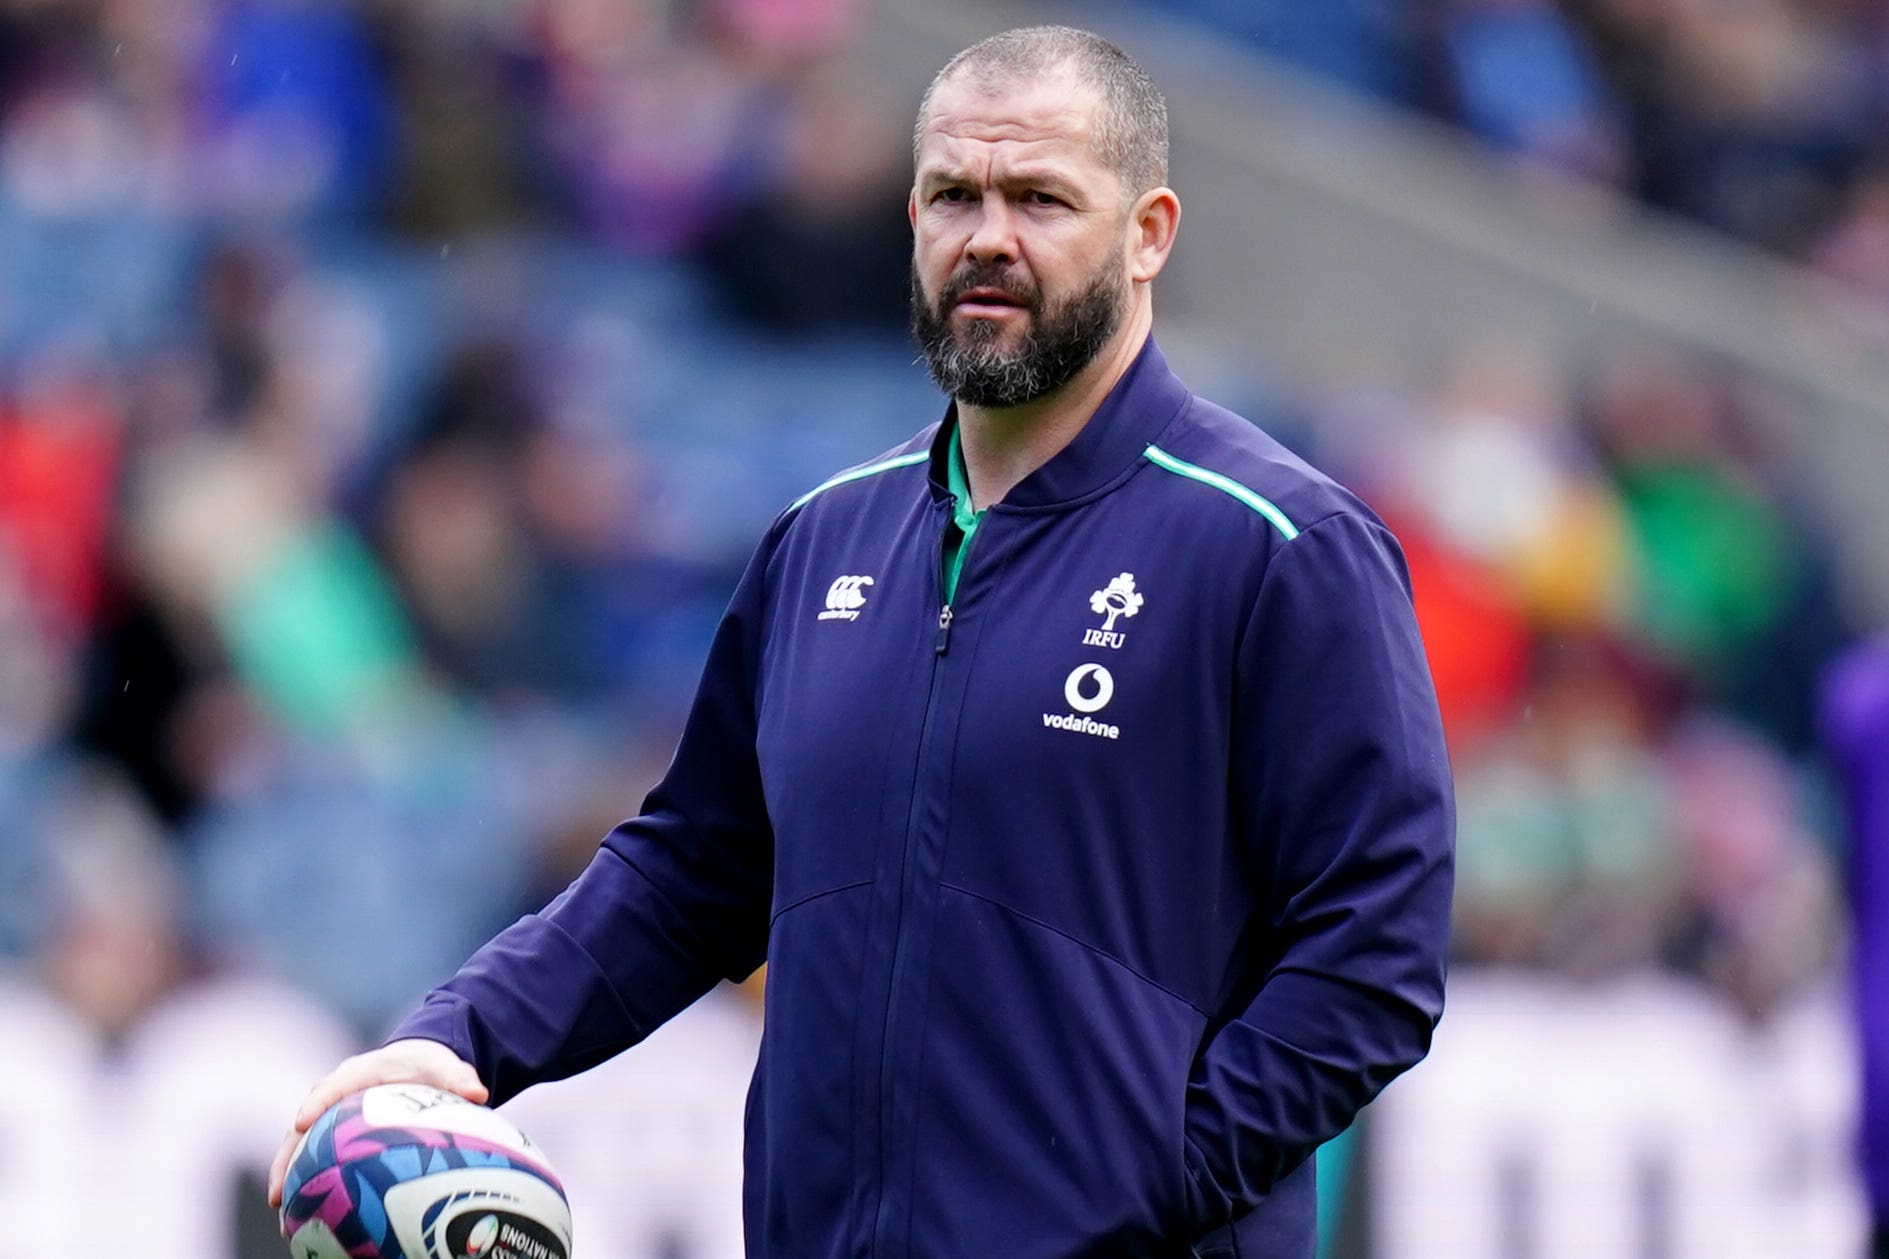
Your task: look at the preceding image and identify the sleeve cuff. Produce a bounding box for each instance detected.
[383,994,479,1074]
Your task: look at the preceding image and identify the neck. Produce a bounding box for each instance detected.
[956,301,1151,511]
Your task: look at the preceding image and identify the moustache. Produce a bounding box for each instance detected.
[940,265,1038,310]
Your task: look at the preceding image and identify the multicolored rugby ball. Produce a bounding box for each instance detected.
[279,1083,572,1259]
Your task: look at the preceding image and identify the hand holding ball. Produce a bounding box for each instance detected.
[278,1083,572,1259]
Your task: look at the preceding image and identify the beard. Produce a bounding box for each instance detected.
[910,258,1126,408]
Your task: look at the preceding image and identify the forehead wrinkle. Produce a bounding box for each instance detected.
[918,124,1102,193]
[929,105,1092,144]
[920,72,1100,154]
[922,139,1079,175]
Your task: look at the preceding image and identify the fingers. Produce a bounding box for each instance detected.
[291,1053,376,1130]
[449,1061,491,1105]
[267,1129,297,1209]
[266,1055,377,1211]
[267,1041,488,1212]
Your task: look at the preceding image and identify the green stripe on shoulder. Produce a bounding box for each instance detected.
[1143,444,1299,540]
[789,450,929,512]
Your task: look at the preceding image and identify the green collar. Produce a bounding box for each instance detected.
[947,424,982,532]
[943,425,985,602]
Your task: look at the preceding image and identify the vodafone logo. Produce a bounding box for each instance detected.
[1063,664,1114,713]
[1044,663,1120,740]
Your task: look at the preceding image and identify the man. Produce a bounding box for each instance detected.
[270,26,1454,1258]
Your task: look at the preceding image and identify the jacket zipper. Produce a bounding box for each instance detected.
[870,501,973,1256]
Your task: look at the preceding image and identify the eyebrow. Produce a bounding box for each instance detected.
[918,167,1084,197]
[916,166,973,188]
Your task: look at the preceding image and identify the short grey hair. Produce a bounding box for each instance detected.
[914,26,1169,198]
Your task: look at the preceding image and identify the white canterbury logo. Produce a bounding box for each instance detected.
[819,574,873,621]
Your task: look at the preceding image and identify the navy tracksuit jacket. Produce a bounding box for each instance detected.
[393,338,1456,1258]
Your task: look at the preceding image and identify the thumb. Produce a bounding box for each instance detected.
[448,1061,490,1105]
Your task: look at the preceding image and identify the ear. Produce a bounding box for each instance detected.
[908,188,919,229]
[1126,186,1181,284]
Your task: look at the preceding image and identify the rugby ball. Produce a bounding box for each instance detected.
[279,1083,572,1259]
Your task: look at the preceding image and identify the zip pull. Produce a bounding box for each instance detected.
[936,605,953,655]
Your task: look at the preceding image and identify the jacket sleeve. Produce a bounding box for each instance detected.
[1184,512,1455,1229]
[386,521,782,1105]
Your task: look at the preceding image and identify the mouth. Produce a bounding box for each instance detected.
[953,287,1028,317]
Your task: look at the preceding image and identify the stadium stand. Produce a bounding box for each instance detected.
[0,1,1878,1255]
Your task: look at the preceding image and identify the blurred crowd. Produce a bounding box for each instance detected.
[0,2,905,1252]
[1301,338,1851,1019]
[0,0,932,1031]
[1154,0,1889,344]
[0,0,1872,1255]
[1141,0,1873,1018]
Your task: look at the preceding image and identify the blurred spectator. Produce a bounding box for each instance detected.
[1665,714,1840,1019]
[0,340,122,642]
[0,765,356,1259]
[127,356,417,737]
[1582,346,1851,749]
[372,339,582,696]
[531,0,777,254]
[185,696,533,1034]
[1585,348,1794,671]
[1813,166,1889,347]
[1331,340,1635,754]
[696,65,912,333]
[1138,0,1414,99]
[198,240,283,423]
[372,2,544,237]
[1407,340,1632,634]
[1382,506,1533,753]
[69,569,221,828]
[1451,632,1684,974]
[1621,0,1877,252]
[0,557,74,957]
[1434,0,1627,183]
[193,0,395,221]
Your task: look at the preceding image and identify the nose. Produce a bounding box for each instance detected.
[963,193,1019,266]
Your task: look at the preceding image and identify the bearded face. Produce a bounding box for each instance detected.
[910,256,1127,409]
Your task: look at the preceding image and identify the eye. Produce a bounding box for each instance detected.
[1024,189,1066,207]
[933,186,970,204]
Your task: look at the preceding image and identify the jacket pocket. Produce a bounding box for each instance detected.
[908,885,1207,1257]
[745,884,874,1257]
